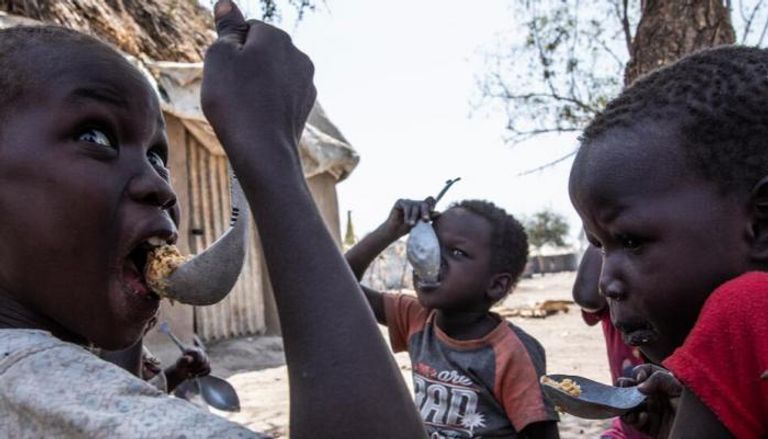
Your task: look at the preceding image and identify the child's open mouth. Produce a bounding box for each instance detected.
[414,277,440,292]
[620,325,658,347]
[123,236,168,302]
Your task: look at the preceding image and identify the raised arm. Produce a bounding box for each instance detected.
[345,199,434,323]
[201,2,426,438]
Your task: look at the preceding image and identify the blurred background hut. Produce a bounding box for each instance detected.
[0,2,359,353]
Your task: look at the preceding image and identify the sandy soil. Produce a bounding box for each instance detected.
[208,271,615,438]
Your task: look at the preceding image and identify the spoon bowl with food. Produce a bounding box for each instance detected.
[540,374,647,419]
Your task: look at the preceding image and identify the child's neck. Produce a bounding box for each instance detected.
[434,309,499,341]
[0,290,85,345]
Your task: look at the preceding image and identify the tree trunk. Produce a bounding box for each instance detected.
[624,0,735,85]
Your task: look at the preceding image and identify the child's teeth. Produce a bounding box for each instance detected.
[147,237,165,247]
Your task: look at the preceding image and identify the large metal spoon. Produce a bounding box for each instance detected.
[541,374,646,419]
[406,178,461,285]
[158,322,241,412]
[162,169,249,306]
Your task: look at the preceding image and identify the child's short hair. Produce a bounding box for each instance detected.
[450,200,528,284]
[581,46,768,194]
[0,26,119,119]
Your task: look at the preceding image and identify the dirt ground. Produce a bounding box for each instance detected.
[208,271,614,438]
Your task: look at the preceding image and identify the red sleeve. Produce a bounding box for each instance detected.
[382,294,429,353]
[663,272,768,439]
[493,329,557,431]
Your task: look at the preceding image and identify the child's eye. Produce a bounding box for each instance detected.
[619,235,642,251]
[450,248,467,257]
[586,237,604,252]
[78,128,113,148]
[147,149,170,180]
[147,150,166,168]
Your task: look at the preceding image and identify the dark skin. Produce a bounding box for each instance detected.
[0,40,177,350]
[201,1,427,437]
[571,244,605,313]
[162,348,211,391]
[101,339,211,393]
[0,1,427,435]
[345,199,559,439]
[568,117,768,438]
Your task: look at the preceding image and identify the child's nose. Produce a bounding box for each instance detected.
[599,262,626,301]
[600,279,626,301]
[127,169,177,211]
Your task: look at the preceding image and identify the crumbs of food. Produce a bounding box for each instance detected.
[541,376,582,397]
[145,244,192,297]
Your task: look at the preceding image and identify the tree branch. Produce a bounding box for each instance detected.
[621,0,633,54]
[611,0,633,54]
[504,127,582,146]
[757,8,768,45]
[740,0,765,43]
[517,148,579,175]
[495,90,600,114]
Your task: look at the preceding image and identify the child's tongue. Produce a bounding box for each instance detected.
[122,259,153,298]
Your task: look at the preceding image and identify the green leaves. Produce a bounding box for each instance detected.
[525,209,570,250]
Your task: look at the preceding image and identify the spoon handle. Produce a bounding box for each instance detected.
[158,322,187,353]
[434,177,461,204]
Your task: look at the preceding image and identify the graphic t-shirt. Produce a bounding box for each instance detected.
[384,294,558,438]
[664,272,768,439]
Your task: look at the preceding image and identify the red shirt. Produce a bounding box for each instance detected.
[582,309,646,384]
[664,272,768,439]
[582,309,649,439]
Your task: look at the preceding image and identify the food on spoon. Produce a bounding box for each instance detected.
[541,376,582,397]
[145,244,192,297]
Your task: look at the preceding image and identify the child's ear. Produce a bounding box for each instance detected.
[748,175,768,261]
[486,273,513,303]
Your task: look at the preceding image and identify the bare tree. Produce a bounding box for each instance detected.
[478,0,763,154]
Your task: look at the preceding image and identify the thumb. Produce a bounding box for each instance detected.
[638,371,682,398]
[214,0,248,45]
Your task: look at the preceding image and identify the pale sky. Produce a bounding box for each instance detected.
[204,1,584,244]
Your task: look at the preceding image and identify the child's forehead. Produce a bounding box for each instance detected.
[21,39,150,95]
[571,120,693,198]
[21,48,161,122]
[436,208,493,242]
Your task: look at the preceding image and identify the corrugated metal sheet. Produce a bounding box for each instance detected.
[185,136,266,341]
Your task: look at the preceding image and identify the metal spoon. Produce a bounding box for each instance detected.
[158,322,241,412]
[540,374,646,419]
[406,178,461,285]
[162,168,249,306]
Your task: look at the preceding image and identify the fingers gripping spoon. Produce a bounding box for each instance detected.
[406,178,461,286]
[158,322,241,412]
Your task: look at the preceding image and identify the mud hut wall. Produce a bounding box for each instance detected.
[144,115,195,353]
[158,115,345,341]
[183,132,267,341]
[306,173,342,245]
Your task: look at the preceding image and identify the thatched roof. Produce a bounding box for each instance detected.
[0,0,214,62]
[0,4,360,181]
[151,61,359,181]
